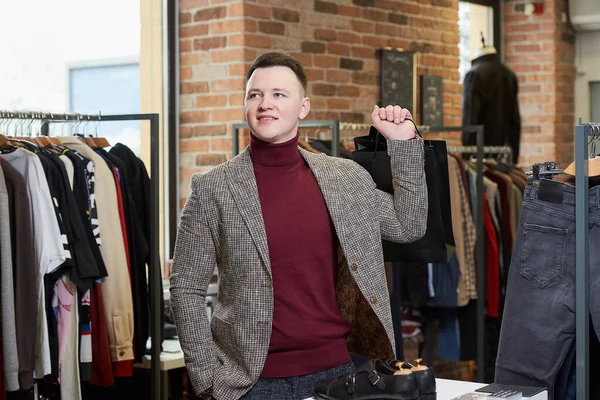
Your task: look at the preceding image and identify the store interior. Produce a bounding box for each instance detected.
[0,0,599,399]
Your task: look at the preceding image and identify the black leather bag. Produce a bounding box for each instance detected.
[352,127,454,263]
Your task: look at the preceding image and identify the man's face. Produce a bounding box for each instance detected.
[244,66,310,144]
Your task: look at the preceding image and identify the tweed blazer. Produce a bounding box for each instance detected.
[170,138,428,400]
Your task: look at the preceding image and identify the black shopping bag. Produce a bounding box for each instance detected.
[352,127,454,263]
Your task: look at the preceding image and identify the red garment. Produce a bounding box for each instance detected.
[90,281,115,387]
[250,133,351,378]
[483,194,500,318]
[111,166,134,378]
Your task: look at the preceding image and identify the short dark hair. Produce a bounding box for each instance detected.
[246,52,308,94]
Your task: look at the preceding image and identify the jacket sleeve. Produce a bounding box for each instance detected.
[376,138,428,243]
[169,174,218,395]
[461,70,482,146]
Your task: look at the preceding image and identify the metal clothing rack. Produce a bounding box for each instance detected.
[574,119,599,400]
[0,111,163,400]
[232,119,341,157]
[447,145,514,165]
[420,125,491,382]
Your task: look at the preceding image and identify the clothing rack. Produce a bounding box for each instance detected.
[232,120,342,157]
[574,119,599,400]
[420,125,490,382]
[0,111,163,400]
[447,145,514,165]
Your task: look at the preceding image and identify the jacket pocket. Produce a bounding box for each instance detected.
[112,311,134,360]
[520,222,568,288]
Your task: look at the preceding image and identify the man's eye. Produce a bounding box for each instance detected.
[248,93,259,99]
[274,93,285,98]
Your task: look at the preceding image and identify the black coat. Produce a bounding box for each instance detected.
[462,53,522,162]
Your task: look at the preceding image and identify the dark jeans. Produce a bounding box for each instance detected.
[239,361,355,400]
[495,183,600,400]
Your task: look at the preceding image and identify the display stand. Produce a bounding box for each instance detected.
[0,111,163,400]
[574,119,599,399]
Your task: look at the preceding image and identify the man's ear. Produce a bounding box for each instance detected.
[299,97,310,120]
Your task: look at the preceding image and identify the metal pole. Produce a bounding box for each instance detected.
[149,114,162,400]
[233,125,240,156]
[331,120,340,157]
[475,126,485,383]
[575,123,590,400]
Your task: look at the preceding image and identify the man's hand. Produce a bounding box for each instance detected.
[371,105,416,141]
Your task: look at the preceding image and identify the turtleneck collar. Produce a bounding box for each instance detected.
[249,132,302,167]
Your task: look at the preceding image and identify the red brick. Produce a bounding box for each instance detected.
[273,7,300,22]
[181,52,209,66]
[180,12,192,25]
[328,43,350,56]
[327,98,350,109]
[229,63,250,77]
[180,0,209,11]
[229,93,246,106]
[194,6,225,22]
[338,5,362,18]
[339,85,360,97]
[302,41,326,53]
[327,70,351,83]
[312,83,337,96]
[180,39,192,53]
[180,139,209,152]
[339,32,362,45]
[211,108,245,122]
[352,20,375,33]
[210,138,233,152]
[245,34,272,48]
[181,81,209,95]
[352,46,375,58]
[314,54,339,68]
[364,8,387,22]
[315,29,337,42]
[180,23,208,38]
[211,78,245,92]
[196,154,227,166]
[180,67,192,81]
[376,23,400,36]
[191,124,228,137]
[196,94,228,108]
[290,52,313,66]
[180,111,210,124]
[210,19,245,34]
[305,68,325,81]
[194,36,226,51]
[211,49,246,63]
[259,21,285,35]
[244,3,271,18]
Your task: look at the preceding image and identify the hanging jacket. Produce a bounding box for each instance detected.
[462,53,522,162]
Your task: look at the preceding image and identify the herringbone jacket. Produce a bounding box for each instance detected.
[170,138,428,400]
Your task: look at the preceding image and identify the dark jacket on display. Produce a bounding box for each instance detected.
[462,53,522,162]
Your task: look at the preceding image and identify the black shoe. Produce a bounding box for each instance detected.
[313,359,420,400]
[410,359,436,400]
[376,359,436,400]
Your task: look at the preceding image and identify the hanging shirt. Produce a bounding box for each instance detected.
[57,138,134,363]
[2,148,66,382]
[0,161,19,391]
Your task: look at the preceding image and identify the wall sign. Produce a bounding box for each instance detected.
[380,48,416,112]
[420,75,443,127]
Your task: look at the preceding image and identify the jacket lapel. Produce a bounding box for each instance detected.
[299,149,350,247]
[224,149,272,276]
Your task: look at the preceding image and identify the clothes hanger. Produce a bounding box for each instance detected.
[92,113,111,148]
[564,123,600,177]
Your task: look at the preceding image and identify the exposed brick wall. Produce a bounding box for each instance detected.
[178,0,462,203]
[504,0,575,168]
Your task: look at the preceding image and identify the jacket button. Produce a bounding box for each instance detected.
[119,351,125,356]
[351,263,358,271]
[370,296,377,304]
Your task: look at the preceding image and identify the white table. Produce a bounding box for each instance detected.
[134,341,548,400]
[134,339,185,400]
[305,378,548,400]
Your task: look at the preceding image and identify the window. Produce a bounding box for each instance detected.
[458,0,501,83]
[69,60,141,155]
[591,82,600,123]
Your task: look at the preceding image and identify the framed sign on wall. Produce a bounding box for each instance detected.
[380,48,416,112]
[420,75,444,127]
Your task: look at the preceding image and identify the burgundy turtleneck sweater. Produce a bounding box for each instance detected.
[250,133,351,378]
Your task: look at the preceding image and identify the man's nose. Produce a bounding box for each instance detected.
[259,96,273,109]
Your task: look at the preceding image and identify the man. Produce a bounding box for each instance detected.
[170,52,428,400]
